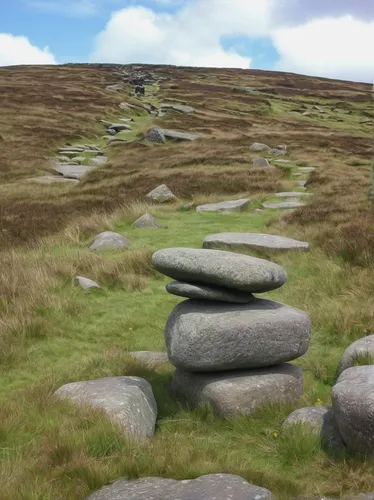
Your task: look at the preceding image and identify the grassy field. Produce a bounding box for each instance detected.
[0,63,373,499]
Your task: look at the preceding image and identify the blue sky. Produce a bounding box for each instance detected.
[0,0,373,82]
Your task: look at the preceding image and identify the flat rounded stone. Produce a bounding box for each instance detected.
[152,248,287,293]
[196,198,250,213]
[165,298,311,371]
[90,231,131,252]
[172,364,303,417]
[132,213,164,228]
[203,232,309,252]
[262,201,305,209]
[166,281,255,303]
[250,142,270,152]
[337,334,374,376]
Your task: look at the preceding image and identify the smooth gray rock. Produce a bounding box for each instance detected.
[172,364,303,417]
[52,164,95,180]
[196,198,250,213]
[55,377,157,440]
[89,156,108,167]
[130,351,169,367]
[165,281,255,303]
[165,299,311,371]
[162,129,201,141]
[283,406,345,452]
[90,231,131,252]
[75,276,101,290]
[203,232,309,252]
[338,335,374,376]
[152,248,287,293]
[87,474,275,500]
[160,103,195,114]
[146,184,176,203]
[27,175,79,185]
[268,148,287,156]
[146,128,166,143]
[253,157,271,167]
[132,213,164,228]
[333,366,374,455]
[275,192,312,198]
[262,201,305,209]
[250,142,270,152]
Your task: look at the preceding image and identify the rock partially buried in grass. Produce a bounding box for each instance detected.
[250,142,270,152]
[253,157,271,167]
[55,377,157,441]
[146,184,176,203]
[196,198,250,213]
[275,192,312,198]
[89,156,108,167]
[165,299,311,371]
[337,334,374,376]
[87,474,275,500]
[146,128,166,143]
[172,364,303,417]
[132,213,164,228]
[161,128,202,141]
[166,281,255,303]
[203,232,309,252]
[130,351,169,367]
[268,148,287,156]
[262,201,305,209]
[90,231,131,252]
[152,248,287,293]
[75,276,101,290]
[160,103,195,114]
[52,164,95,180]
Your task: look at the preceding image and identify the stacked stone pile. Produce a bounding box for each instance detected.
[152,248,311,417]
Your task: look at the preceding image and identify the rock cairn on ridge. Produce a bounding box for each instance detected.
[152,248,311,417]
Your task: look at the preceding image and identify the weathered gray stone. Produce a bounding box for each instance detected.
[146,128,166,143]
[162,129,202,141]
[262,201,305,209]
[52,164,95,180]
[253,157,271,167]
[196,198,250,213]
[250,142,270,152]
[203,232,309,252]
[172,364,303,417]
[152,248,287,293]
[90,231,131,252]
[165,299,311,371]
[89,156,108,167]
[146,184,176,203]
[268,148,287,156]
[132,213,164,228]
[87,474,275,500]
[108,123,132,132]
[165,281,255,303]
[55,377,157,440]
[338,335,374,376]
[333,366,374,455]
[275,192,312,198]
[283,406,345,452]
[160,103,195,114]
[130,351,169,367]
[75,276,100,290]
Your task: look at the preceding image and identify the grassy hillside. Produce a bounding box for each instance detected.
[0,63,373,499]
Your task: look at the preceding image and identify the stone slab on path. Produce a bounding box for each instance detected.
[172,364,303,417]
[87,474,275,500]
[160,103,195,114]
[262,201,305,209]
[338,334,374,376]
[196,198,250,213]
[165,298,311,371]
[52,164,95,180]
[55,376,157,440]
[203,232,309,252]
[166,281,255,303]
[90,231,131,252]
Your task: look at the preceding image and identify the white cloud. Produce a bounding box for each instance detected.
[273,16,374,82]
[0,33,57,66]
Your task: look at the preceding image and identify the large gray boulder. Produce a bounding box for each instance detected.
[165,299,311,371]
[203,233,309,252]
[250,142,270,152]
[132,213,164,228]
[332,366,374,455]
[166,281,255,303]
[152,248,287,293]
[196,198,250,213]
[337,335,374,376]
[90,231,131,252]
[283,406,345,452]
[172,364,303,417]
[87,474,275,500]
[146,128,166,144]
[55,377,157,440]
[146,184,176,203]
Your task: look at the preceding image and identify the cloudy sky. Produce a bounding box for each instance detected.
[0,0,373,82]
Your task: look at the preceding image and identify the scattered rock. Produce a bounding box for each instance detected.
[337,335,374,376]
[268,148,287,156]
[52,164,95,180]
[75,276,101,290]
[253,158,271,167]
[262,201,305,209]
[250,142,270,152]
[196,198,250,213]
[283,406,345,452]
[160,103,195,114]
[165,281,255,304]
[165,299,311,371]
[203,232,309,252]
[152,248,287,293]
[146,128,166,144]
[87,474,275,500]
[89,156,108,167]
[132,213,164,228]
[107,123,132,132]
[90,231,131,252]
[172,363,303,417]
[146,184,176,203]
[130,351,169,368]
[333,366,374,455]
[162,129,202,141]
[275,192,312,198]
[55,377,157,440]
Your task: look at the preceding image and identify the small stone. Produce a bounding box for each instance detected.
[337,335,374,376]
[165,281,255,303]
[146,184,176,203]
[262,201,305,209]
[172,364,303,417]
[146,128,166,144]
[275,192,312,197]
[108,123,132,132]
[203,232,309,252]
[253,157,271,167]
[130,351,169,367]
[250,142,270,152]
[55,377,157,440]
[268,148,287,156]
[90,231,131,252]
[75,276,100,290]
[132,214,164,228]
[196,198,250,213]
